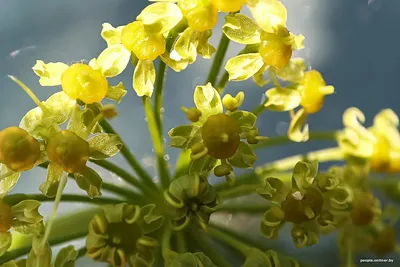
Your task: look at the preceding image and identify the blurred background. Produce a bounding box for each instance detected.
[1,0,400,266]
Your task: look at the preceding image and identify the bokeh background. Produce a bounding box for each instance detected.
[1,0,400,266]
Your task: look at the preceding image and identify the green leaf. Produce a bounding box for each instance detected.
[228,142,257,168]
[160,52,189,72]
[133,60,156,97]
[39,163,63,198]
[11,200,43,224]
[11,221,44,236]
[101,23,124,47]
[88,133,123,160]
[137,2,183,34]
[193,83,223,122]
[242,249,271,267]
[0,232,12,257]
[106,82,127,103]
[275,58,305,83]
[138,204,164,234]
[189,155,217,175]
[264,87,301,112]
[73,166,103,199]
[229,110,257,132]
[96,44,131,78]
[53,246,78,267]
[173,28,216,63]
[288,108,309,142]
[223,13,261,44]
[19,92,75,138]
[248,0,287,33]
[26,237,52,267]
[0,164,21,198]
[225,53,264,81]
[256,177,287,202]
[168,125,200,149]
[292,161,318,191]
[32,60,68,86]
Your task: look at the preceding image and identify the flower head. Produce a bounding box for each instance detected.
[86,203,163,267]
[168,83,263,183]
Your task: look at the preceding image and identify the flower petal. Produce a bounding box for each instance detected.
[225,53,264,81]
[223,13,261,45]
[137,2,183,34]
[96,44,131,77]
[133,60,156,97]
[193,83,223,121]
[32,60,68,86]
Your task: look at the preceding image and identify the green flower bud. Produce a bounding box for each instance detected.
[86,204,160,267]
[201,114,241,159]
[222,92,244,112]
[181,107,202,123]
[257,177,287,202]
[282,188,324,224]
[47,130,90,173]
[0,126,41,172]
[370,227,396,256]
[0,202,12,233]
[350,191,378,226]
[213,164,232,177]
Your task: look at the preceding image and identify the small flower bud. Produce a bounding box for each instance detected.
[0,126,41,172]
[222,92,244,112]
[101,104,118,119]
[213,164,232,177]
[0,201,12,232]
[47,130,90,173]
[350,191,378,226]
[181,107,202,122]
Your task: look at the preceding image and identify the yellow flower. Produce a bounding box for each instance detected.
[299,70,335,114]
[368,109,400,173]
[213,0,247,12]
[61,63,108,104]
[178,0,217,32]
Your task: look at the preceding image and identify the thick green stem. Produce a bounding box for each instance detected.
[3,194,124,206]
[218,184,261,200]
[143,96,171,189]
[216,203,269,214]
[161,225,172,256]
[187,230,232,267]
[91,159,160,201]
[154,60,167,137]
[99,119,159,191]
[176,231,187,254]
[207,33,231,86]
[253,131,338,150]
[207,226,251,255]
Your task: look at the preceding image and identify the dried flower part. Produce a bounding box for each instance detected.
[370,227,396,256]
[350,191,379,226]
[201,114,241,159]
[0,202,12,233]
[164,175,219,230]
[61,63,108,104]
[46,130,90,173]
[121,21,166,61]
[86,204,161,267]
[0,127,41,172]
[178,0,218,32]
[281,187,324,224]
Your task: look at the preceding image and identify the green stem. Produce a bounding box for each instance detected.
[216,203,270,214]
[187,230,232,267]
[3,194,124,206]
[207,33,231,86]
[207,226,251,255]
[76,247,88,259]
[161,225,172,256]
[91,159,160,201]
[143,96,171,190]
[218,184,262,200]
[216,71,230,94]
[99,119,159,192]
[0,228,88,264]
[176,231,187,254]
[253,131,338,150]
[255,147,344,175]
[154,60,167,138]
[251,99,268,116]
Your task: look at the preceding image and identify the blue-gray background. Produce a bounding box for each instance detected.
[1,0,399,266]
